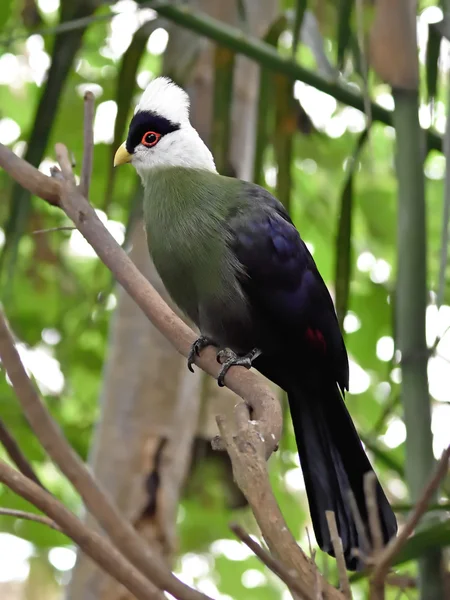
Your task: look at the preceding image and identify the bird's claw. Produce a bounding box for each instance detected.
[216,347,261,387]
[187,336,217,372]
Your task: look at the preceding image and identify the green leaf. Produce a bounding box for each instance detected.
[138,2,416,134]
[337,0,354,70]
[211,46,235,175]
[396,521,450,566]
[235,0,248,30]
[273,74,296,212]
[0,0,12,30]
[0,0,98,295]
[292,0,307,57]
[103,18,160,209]
[334,128,369,330]
[426,22,442,106]
[393,502,450,513]
[350,520,450,583]
[348,279,391,371]
[359,435,403,476]
[253,15,287,186]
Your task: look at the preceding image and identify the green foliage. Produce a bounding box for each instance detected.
[0,0,449,598]
[334,128,369,329]
[0,0,100,292]
[105,18,160,208]
[211,46,235,175]
[336,0,354,70]
[291,0,307,56]
[254,15,288,186]
[426,23,442,106]
[0,0,13,30]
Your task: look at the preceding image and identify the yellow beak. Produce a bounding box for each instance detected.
[114,142,132,167]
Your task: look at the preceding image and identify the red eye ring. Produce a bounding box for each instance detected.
[141,131,161,147]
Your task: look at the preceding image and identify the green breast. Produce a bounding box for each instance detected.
[142,167,242,320]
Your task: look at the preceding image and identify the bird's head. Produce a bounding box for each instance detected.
[114,76,216,178]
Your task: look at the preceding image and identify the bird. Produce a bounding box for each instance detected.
[114,76,397,570]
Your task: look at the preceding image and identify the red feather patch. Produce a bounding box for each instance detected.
[305,327,326,352]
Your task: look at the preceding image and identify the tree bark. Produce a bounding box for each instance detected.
[67,2,277,598]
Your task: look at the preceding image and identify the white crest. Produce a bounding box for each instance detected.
[130,76,217,176]
[136,76,190,126]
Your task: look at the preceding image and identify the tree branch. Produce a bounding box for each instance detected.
[325,512,352,600]
[0,418,45,488]
[216,408,344,600]
[80,91,95,199]
[0,309,211,600]
[40,140,281,460]
[0,133,289,596]
[0,145,61,205]
[0,106,340,597]
[230,522,315,600]
[159,366,204,556]
[364,471,384,557]
[0,461,162,600]
[371,445,450,585]
[0,507,61,531]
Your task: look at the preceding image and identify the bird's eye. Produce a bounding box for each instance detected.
[141,131,161,147]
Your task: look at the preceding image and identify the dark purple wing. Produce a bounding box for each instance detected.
[228,182,349,391]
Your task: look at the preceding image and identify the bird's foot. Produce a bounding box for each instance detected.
[187,336,217,372]
[216,347,262,387]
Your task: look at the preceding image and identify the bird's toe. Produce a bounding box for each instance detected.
[187,335,217,372]
[216,348,261,386]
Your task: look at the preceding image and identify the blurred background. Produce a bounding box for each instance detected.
[0,0,449,598]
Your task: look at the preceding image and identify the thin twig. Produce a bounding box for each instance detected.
[80,91,95,199]
[230,522,315,600]
[436,351,450,364]
[305,527,324,600]
[217,413,343,600]
[0,12,116,45]
[325,512,352,600]
[392,501,450,513]
[0,310,210,600]
[0,507,61,531]
[0,461,161,600]
[370,394,401,437]
[0,1,156,45]
[0,418,44,488]
[306,527,314,559]
[364,471,384,557]
[347,489,370,559]
[315,565,324,600]
[0,144,61,205]
[371,445,450,585]
[386,574,416,589]
[431,323,450,353]
[32,226,75,234]
[56,145,76,185]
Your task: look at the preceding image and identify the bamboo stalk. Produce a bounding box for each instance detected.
[392,87,444,600]
[334,129,369,329]
[438,2,450,307]
[273,74,295,212]
[211,46,235,174]
[141,1,443,151]
[253,16,287,186]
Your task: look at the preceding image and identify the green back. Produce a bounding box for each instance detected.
[142,167,243,319]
